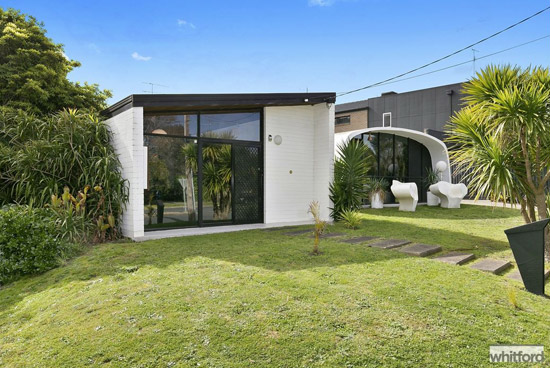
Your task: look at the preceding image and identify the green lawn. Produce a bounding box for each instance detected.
[1,205,549,367]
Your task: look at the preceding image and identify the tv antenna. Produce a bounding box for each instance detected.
[471,48,479,75]
[142,82,168,94]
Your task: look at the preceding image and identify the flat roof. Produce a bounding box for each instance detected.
[102,93,336,117]
[336,81,464,114]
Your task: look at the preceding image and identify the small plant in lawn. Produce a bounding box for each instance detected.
[340,210,362,229]
[308,201,327,255]
[507,288,521,310]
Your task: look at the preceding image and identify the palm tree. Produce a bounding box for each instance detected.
[329,139,373,220]
[446,65,550,257]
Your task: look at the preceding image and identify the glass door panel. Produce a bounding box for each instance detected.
[144,136,198,230]
[201,143,233,223]
[233,145,262,224]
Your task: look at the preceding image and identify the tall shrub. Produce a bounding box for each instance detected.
[446,65,550,256]
[329,139,373,220]
[0,108,128,236]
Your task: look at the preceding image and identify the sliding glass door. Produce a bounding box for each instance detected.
[144,110,263,231]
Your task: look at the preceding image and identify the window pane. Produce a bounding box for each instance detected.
[335,116,350,125]
[200,112,260,141]
[144,114,198,136]
[143,136,198,230]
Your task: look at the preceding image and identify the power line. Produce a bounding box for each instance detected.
[337,5,550,97]
[361,34,550,89]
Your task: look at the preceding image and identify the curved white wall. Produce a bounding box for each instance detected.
[334,127,451,182]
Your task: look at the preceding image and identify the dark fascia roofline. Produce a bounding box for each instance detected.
[101,92,337,118]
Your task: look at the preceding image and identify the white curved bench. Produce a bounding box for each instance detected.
[390,180,418,212]
[429,181,468,208]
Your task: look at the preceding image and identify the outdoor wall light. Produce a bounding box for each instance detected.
[151,129,168,135]
[274,135,283,145]
[268,134,273,142]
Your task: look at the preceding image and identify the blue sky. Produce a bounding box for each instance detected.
[5,1,550,104]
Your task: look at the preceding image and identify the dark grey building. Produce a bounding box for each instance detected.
[335,82,466,139]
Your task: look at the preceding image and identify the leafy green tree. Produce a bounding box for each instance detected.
[0,8,111,114]
[446,65,550,256]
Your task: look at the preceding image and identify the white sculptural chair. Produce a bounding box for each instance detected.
[429,181,468,208]
[390,180,418,212]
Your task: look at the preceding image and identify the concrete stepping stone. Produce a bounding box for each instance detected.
[507,269,550,282]
[341,236,378,244]
[369,239,411,249]
[470,259,511,274]
[398,243,442,257]
[283,229,312,236]
[433,252,475,265]
[309,232,346,239]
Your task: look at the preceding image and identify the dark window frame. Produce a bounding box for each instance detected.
[143,108,264,231]
[335,115,351,126]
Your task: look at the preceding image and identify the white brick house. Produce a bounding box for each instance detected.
[103,93,335,240]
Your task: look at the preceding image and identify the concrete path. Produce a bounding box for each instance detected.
[433,252,475,265]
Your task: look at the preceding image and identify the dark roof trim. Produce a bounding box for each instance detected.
[336,106,369,114]
[102,93,336,118]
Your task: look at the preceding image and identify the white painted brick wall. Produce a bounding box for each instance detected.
[105,107,144,239]
[264,104,334,223]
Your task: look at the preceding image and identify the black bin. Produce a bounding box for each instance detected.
[504,219,549,295]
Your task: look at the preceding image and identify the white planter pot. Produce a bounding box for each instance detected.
[427,191,440,206]
[370,193,384,209]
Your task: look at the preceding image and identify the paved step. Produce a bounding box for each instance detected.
[341,236,378,244]
[398,243,442,257]
[369,239,411,249]
[283,229,313,236]
[309,232,346,239]
[507,269,550,282]
[470,259,511,274]
[433,252,475,265]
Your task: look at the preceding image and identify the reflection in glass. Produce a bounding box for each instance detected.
[144,114,198,136]
[378,133,394,177]
[201,112,260,141]
[202,143,232,222]
[394,135,408,179]
[144,135,198,229]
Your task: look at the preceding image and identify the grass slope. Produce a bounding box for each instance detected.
[1,205,549,367]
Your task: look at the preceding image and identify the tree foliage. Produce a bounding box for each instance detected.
[0,108,128,233]
[446,65,550,255]
[0,8,111,114]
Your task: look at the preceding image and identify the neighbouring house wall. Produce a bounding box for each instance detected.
[335,109,368,133]
[264,104,333,223]
[105,107,145,239]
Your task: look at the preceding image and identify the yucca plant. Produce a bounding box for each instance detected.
[329,139,373,220]
[340,210,362,230]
